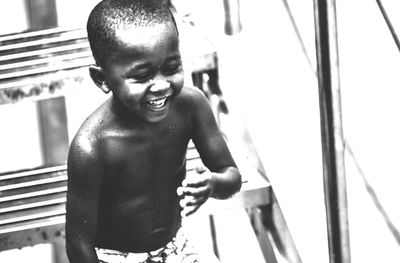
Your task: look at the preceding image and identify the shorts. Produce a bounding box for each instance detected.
[95,227,219,263]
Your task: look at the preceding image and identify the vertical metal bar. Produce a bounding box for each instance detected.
[313,0,351,263]
[37,96,70,167]
[25,0,58,30]
[209,214,220,259]
[223,0,242,35]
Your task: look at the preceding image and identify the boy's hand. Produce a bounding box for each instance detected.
[177,166,214,217]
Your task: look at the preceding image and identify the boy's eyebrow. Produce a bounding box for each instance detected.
[124,63,152,75]
[165,54,182,62]
[123,55,182,76]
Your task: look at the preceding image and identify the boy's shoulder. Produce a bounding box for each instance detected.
[69,99,111,153]
[176,86,208,108]
[178,85,203,98]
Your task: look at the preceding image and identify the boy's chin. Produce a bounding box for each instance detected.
[145,114,168,123]
[143,108,170,123]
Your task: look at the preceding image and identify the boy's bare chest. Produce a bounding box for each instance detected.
[101,121,191,188]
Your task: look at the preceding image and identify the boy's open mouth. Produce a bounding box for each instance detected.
[145,95,170,110]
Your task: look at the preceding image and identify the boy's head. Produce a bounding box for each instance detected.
[87,0,183,124]
[87,0,176,67]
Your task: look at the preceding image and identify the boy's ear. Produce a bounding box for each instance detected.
[89,65,111,94]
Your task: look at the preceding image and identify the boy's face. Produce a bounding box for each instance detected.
[103,21,183,123]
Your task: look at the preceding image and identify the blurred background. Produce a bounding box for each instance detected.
[0,0,400,262]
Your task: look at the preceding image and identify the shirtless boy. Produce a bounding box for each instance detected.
[65,0,241,262]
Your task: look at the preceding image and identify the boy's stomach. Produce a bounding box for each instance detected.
[94,189,182,253]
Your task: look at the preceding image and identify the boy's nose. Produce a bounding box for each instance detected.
[149,79,170,92]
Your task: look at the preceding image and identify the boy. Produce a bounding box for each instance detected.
[65,0,241,262]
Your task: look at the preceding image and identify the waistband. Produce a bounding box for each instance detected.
[95,227,199,263]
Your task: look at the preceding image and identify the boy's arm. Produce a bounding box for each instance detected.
[65,135,104,263]
[190,88,242,199]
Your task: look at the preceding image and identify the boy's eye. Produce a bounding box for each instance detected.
[163,63,182,75]
[131,72,152,82]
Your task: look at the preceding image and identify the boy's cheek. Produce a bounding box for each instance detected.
[171,73,184,92]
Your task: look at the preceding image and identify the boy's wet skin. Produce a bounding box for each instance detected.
[66,2,241,261]
[68,22,192,252]
[92,92,192,252]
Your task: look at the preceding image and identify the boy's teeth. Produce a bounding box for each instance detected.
[147,97,167,108]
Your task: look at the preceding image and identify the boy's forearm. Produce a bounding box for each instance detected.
[211,166,242,199]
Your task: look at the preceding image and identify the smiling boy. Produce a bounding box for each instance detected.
[65,0,241,262]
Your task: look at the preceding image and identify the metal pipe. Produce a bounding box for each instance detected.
[375,0,400,54]
[313,0,351,262]
[281,0,316,74]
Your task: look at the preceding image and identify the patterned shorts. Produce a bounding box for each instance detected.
[95,227,219,263]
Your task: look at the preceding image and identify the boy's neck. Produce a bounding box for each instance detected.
[109,96,162,129]
[110,96,143,126]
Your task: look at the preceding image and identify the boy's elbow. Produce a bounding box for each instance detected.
[232,167,242,194]
[213,166,242,199]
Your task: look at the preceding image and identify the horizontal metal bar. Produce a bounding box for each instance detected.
[186,156,201,164]
[0,42,90,63]
[0,50,93,71]
[0,197,66,214]
[0,175,68,192]
[186,158,203,171]
[0,165,66,181]
[186,149,200,160]
[0,67,88,91]
[0,29,87,52]
[0,207,65,226]
[1,182,67,202]
[0,172,65,187]
[0,27,83,43]
[0,186,67,203]
[0,57,94,81]
[0,215,65,235]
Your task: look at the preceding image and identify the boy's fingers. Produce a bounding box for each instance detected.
[176,186,184,196]
[182,207,198,217]
[184,196,207,207]
[181,186,211,197]
[181,204,201,217]
[182,178,206,187]
[178,166,213,217]
[179,195,206,206]
[183,169,212,187]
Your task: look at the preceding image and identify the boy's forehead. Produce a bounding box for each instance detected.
[115,22,178,47]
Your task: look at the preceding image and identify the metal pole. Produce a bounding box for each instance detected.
[375,0,400,53]
[313,0,351,263]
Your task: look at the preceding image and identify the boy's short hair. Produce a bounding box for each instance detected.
[87,0,175,67]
